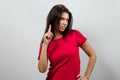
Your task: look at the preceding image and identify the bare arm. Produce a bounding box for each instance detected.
[79,41,97,80]
[38,25,53,73]
[38,43,48,73]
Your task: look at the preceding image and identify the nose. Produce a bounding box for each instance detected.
[63,19,68,25]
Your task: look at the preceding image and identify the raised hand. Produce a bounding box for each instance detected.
[43,25,53,45]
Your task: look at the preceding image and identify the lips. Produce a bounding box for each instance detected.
[62,27,65,29]
[59,26,67,31]
[61,26,66,29]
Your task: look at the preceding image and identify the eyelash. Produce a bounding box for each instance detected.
[60,18,69,21]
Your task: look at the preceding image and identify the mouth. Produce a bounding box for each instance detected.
[61,26,66,30]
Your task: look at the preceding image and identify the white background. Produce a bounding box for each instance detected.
[0,0,120,80]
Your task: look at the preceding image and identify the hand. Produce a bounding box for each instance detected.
[43,25,53,45]
[77,75,89,80]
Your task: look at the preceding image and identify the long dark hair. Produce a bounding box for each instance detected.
[41,4,73,44]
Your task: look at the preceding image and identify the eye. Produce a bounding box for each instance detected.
[60,18,69,22]
[65,18,69,22]
[60,18,64,20]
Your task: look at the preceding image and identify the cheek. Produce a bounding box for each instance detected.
[59,21,62,25]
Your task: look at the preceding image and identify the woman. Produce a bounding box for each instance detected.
[38,4,96,80]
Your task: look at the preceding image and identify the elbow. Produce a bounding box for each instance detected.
[38,64,47,73]
[39,69,47,73]
[88,52,97,61]
[91,54,97,62]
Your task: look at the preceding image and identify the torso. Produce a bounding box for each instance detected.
[46,30,86,80]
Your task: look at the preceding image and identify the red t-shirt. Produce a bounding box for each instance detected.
[38,30,87,80]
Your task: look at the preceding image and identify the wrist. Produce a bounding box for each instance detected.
[84,75,90,80]
[42,42,49,47]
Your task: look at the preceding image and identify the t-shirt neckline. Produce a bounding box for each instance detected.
[53,36,63,41]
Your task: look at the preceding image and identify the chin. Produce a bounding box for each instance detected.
[58,28,66,33]
[60,30,65,32]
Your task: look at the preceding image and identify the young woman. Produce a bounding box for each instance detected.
[38,4,96,80]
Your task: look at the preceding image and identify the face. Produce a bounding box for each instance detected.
[58,12,69,32]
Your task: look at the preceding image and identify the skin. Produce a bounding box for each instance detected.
[38,12,96,80]
[54,12,69,39]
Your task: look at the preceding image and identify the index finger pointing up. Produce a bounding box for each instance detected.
[48,25,52,32]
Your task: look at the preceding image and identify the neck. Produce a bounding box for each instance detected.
[54,31,63,39]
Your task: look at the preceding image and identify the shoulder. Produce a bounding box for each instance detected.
[67,29,87,40]
[67,29,82,35]
[65,29,81,39]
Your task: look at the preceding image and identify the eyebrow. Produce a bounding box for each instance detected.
[60,17,69,20]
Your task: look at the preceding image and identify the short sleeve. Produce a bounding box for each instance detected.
[73,30,87,46]
[38,45,42,60]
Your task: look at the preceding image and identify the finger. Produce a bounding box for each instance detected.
[77,74,81,78]
[45,33,53,39]
[48,25,52,32]
[45,34,50,39]
[46,36,50,39]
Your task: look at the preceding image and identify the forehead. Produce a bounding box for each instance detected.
[61,12,69,18]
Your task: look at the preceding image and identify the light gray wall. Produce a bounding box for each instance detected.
[0,0,120,80]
